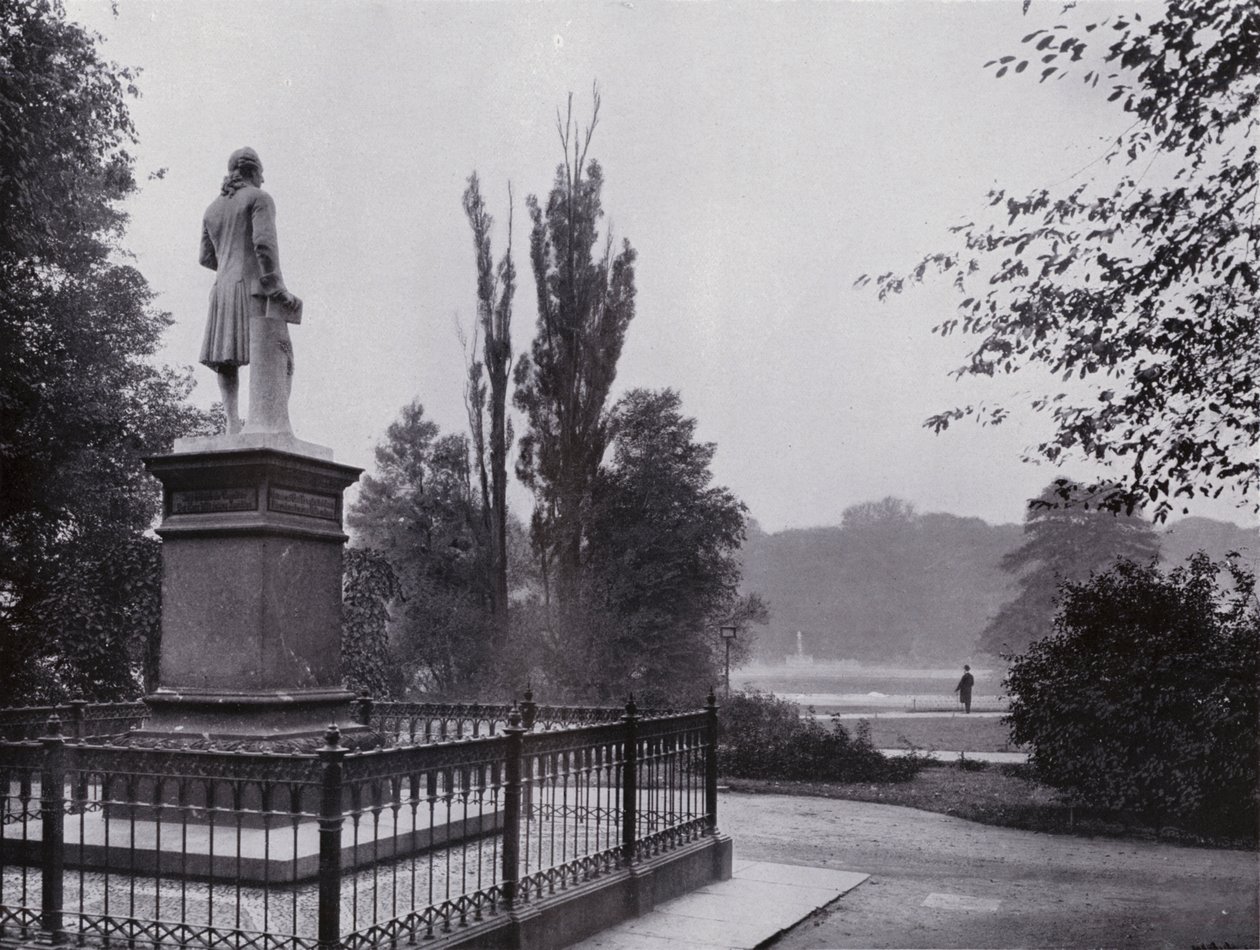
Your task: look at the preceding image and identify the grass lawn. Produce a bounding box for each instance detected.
[723,764,1255,850]
[847,714,1022,753]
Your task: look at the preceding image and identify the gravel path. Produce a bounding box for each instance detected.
[719,791,1257,949]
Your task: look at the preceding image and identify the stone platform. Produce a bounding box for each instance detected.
[6,804,502,884]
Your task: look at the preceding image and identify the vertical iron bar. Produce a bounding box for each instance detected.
[261,784,271,939]
[40,715,65,942]
[705,691,719,833]
[317,726,346,950]
[500,708,524,909]
[621,698,638,865]
[153,777,162,944]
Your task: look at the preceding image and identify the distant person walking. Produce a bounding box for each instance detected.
[954,665,974,714]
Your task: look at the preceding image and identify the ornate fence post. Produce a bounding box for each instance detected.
[40,715,65,942]
[705,689,719,833]
[355,691,373,728]
[520,685,538,731]
[621,696,639,864]
[68,699,86,742]
[501,707,526,909]
[317,725,346,950]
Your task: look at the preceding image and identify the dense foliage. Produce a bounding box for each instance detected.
[346,401,493,694]
[863,0,1259,521]
[0,0,214,701]
[982,480,1160,655]
[1006,554,1259,838]
[583,389,765,703]
[719,692,921,783]
[341,547,401,699]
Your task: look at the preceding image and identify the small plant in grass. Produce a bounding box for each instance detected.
[718,691,924,783]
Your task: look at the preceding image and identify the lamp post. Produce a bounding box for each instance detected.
[720,625,737,698]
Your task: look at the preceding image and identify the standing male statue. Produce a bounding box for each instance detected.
[199,147,303,436]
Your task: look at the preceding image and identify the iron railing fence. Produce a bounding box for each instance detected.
[0,696,719,950]
[0,702,147,742]
[0,697,683,747]
[363,693,686,746]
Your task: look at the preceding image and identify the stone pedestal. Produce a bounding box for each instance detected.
[137,439,366,750]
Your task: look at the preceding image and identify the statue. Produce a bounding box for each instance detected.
[199,147,303,436]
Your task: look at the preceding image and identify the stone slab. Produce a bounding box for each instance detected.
[564,860,868,949]
[174,432,334,460]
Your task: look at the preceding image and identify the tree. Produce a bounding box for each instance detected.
[0,0,215,701]
[981,479,1160,656]
[862,0,1259,521]
[341,547,401,699]
[346,401,492,694]
[461,172,515,639]
[513,87,637,608]
[582,389,767,704]
[1006,554,1259,838]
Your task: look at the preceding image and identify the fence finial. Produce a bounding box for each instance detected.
[44,713,63,737]
[323,723,341,748]
[507,704,523,729]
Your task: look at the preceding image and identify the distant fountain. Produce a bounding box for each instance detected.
[785,630,815,667]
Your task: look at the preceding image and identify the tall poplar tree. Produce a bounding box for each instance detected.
[462,172,515,639]
[513,88,637,606]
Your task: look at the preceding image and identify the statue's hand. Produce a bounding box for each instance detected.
[278,290,301,311]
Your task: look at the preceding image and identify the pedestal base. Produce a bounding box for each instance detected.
[131,687,376,752]
[142,444,364,752]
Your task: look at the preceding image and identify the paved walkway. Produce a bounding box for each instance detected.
[723,792,1258,949]
[824,711,1005,720]
[566,860,867,949]
[877,748,1027,764]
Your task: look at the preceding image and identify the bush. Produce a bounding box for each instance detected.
[718,691,922,783]
[1006,554,1259,839]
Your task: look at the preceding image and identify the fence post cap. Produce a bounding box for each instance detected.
[624,695,638,719]
[706,688,718,708]
[506,705,524,731]
[323,724,341,747]
[43,713,63,738]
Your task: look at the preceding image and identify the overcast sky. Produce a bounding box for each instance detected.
[66,0,1254,532]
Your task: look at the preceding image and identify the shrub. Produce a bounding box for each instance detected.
[1006,554,1259,839]
[718,690,922,783]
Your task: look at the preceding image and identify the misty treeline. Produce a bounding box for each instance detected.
[342,91,765,706]
[742,490,1257,666]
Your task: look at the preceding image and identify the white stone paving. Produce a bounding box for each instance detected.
[565,860,868,949]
